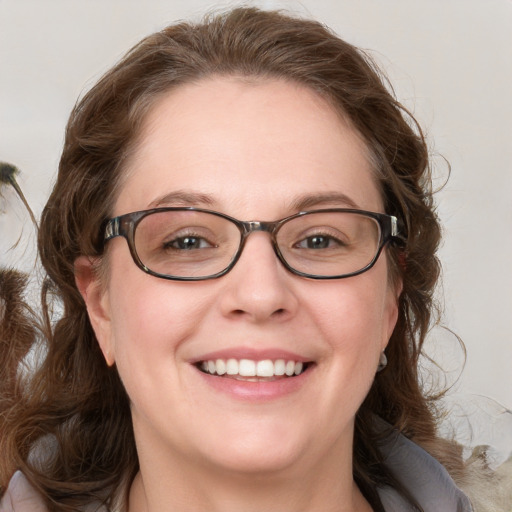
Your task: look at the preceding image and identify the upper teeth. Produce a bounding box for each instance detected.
[200,359,304,377]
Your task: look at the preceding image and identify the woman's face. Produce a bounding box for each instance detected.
[81,78,399,478]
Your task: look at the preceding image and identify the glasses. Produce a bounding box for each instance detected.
[103,207,403,281]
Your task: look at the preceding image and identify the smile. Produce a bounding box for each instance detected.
[198,358,308,379]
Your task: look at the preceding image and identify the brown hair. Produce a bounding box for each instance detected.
[0,7,462,511]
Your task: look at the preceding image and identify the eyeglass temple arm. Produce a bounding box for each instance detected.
[104,217,120,241]
[389,215,407,246]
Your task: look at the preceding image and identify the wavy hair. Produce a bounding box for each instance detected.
[0,8,461,511]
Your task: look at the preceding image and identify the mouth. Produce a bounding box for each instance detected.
[195,358,311,382]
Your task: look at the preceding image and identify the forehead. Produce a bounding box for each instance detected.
[116,77,382,216]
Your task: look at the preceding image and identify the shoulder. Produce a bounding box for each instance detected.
[378,428,474,512]
[456,449,512,512]
[378,430,512,512]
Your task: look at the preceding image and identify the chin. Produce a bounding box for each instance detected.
[206,446,303,476]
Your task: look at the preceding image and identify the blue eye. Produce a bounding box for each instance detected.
[166,236,213,250]
[296,235,343,249]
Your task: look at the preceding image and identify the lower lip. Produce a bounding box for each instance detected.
[195,367,312,401]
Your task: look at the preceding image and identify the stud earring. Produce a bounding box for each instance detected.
[377,352,388,372]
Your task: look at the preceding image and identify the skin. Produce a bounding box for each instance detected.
[76,77,400,512]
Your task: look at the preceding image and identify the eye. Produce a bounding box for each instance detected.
[295,233,345,250]
[164,234,214,250]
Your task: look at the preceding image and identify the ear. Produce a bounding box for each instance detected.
[74,256,115,366]
[383,276,403,349]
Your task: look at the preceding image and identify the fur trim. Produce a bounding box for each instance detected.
[455,448,512,512]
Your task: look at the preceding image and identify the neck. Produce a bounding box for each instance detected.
[128,445,373,512]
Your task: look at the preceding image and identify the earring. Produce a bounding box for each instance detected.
[377,352,388,372]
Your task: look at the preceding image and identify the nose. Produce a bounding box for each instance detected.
[218,232,299,323]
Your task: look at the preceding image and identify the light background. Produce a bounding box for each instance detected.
[1,0,511,447]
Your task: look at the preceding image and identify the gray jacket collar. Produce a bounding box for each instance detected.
[377,426,473,511]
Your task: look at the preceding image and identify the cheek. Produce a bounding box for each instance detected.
[306,264,395,363]
[292,265,396,442]
[104,254,213,391]
[110,282,208,354]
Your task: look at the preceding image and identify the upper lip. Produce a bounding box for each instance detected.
[189,347,312,364]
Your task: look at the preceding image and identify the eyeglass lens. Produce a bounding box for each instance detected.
[133,210,382,279]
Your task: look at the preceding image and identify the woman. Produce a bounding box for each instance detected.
[0,7,478,511]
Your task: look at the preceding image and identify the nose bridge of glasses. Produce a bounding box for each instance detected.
[238,220,281,257]
[242,220,277,236]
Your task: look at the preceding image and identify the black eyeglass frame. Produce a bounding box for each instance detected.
[103,207,404,281]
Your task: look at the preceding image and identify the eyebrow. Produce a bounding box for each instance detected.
[290,192,360,211]
[148,190,218,208]
[148,190,360,212]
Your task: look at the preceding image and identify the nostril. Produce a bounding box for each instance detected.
[228,307,287,320]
